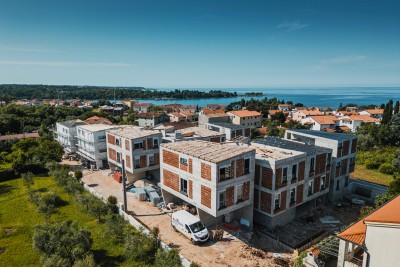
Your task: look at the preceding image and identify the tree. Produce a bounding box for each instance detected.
[22,171,34,189]
[154,248,182,267]
[103,215,127,244]
[124,230,158,264]
[107,195,118,213]
[382,99,394,124]
[88,196,108,222]
[72,254,97,267]
[270,112,286,124]
[394,101,400,115]
[74,170,83,180]
[33,221,92,265]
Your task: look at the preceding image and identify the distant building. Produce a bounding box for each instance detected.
[198,110,230,127]
[99,105,124,116]
[339,115,380,132]
[292,109,324,122]
[358,109,384,120]
[106,126,162,182]
[135,113,170,127]
[285,130,357,202]
[205,122,251,140]
[278,104,291,111]
[84,116,113,125]
[301,115,339,131]
[122,99,138,109]
[133,103,153,113]
[168,112,187,123]
[56,120,88,153]
[160,140,256,226]
[337,195,400,267]
[227,110,262,127]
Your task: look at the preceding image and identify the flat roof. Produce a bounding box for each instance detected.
[176,127,224,138]
[161,140,255,163]
[206,122,245,130]
[107,126,160,139]
[253,137,331,154]
[78,124,120,132]
[287,129,356,141]
[250,142,304,160]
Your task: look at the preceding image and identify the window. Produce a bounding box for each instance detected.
[236,184,243,203]
[338,143,343,149]
[310,158,315,173]
[292,164,297,180]
[180,157,188,166]
[153,138,159,148]
[244,158,250,175]
[320,176,326,191]
[308,180,314,196]
[274,194,280,210]
[326,153,332,167]
[219,191,226,210]
[99,148,107,153]
[149,155,154,166]
[134,142,143,149]
[345,176,349,187]
[290,188,296,204]
[221,136,226,142]
[116,152,121,163]
[336,161,341,168]
[336,180,340,191]
[180,178,188,196]
[135,156,140,169]
[219,166,231,181]
[282,167,288,182]
[115,139,120,146]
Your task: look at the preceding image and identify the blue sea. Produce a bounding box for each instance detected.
[115,87,400,108]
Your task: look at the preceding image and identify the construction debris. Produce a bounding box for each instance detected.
[211,229,224,241]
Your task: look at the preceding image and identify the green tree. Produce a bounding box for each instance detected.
[22,171,34,189]
[293,251,307,267]
[154,248,182,267]
[72,254,97,267]
[394,101,400,114]
[124,230,158,264]
[74,170,83,180]
[88,196,108,222]
[103,215,127,244]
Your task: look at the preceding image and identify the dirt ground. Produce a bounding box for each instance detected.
[77,166,295,267]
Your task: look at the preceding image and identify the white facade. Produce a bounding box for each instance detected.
[56,120,87,153]
[227,110,262,127]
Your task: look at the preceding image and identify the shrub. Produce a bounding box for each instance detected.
[293,251,307,267]
[74,170,83,180]
[378,163,396,175]
[154,248,182,267]
[124,230,158,264]
[365,159,380,170]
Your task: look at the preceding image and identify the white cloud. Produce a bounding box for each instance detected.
[278,20,309,31]
[0,60,133,67]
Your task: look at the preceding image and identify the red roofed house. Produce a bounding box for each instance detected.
[84,116,113,125]
[133,102,153,113]
[358,109,384,120]
[292,109,324,122]
[278,104,291,111]
[227,110,262,127]
[339,115,380,132]
[337,194,400,267]
[301,115,339,131]
[168,112,186,123]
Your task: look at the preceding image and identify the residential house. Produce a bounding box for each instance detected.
[301,115,339,131]
[251,137,332,229]
[227,110,262,127]
[292,109,324,122]
[99,105,124,116]
[198,110,230,127]
[161,126,226,143]
[160,140,256,226]
[180,110,194,122]
[268,110,288,120]
[168,112,186,123]
[56,120,88,153]
[135,113,170,128]
[133,103,153,113]
[205,122,251,140]
[337,194,400,267]
[84,116,113,125]
[278,104,291,111]
[358,109,384,120]
[285,130,357,202]
[106,126,162,182]
[339,115,380,132]
[122,99,138,109]
[76,124,122,169]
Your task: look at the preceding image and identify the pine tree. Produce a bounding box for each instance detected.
[394,101,400,114]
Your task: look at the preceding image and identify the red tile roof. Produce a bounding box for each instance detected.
[228,110,262,117]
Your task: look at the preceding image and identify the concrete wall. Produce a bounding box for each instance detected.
[348,179,387,203]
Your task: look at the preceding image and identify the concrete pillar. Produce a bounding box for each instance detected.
[337,239,349,267]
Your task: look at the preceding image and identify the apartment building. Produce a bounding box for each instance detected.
[292,109,324,122]
[135,113,170,127]
[338,115,380,132]
[205,122,251,140]
[227,110,262,127]
[161,126,226,143]
[160,140,256,227]
[76,124,121,169]
[106,126,162,182]
[55,119,88,153]
[251,137,332,229]
[285,130,357,202]
[198,110,230,127]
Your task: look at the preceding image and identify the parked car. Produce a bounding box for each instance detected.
[171,210,209,244]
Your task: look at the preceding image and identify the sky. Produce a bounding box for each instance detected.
[0,0,399,88]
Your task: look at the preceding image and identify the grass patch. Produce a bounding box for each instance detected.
[352,164,393,186]
[0,176,144,267]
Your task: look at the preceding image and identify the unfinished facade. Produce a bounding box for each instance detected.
[160,140,256,227]
[106,126,162,182]
[205,122,251,140]
[285,130,357,202]
[251,137,332,229]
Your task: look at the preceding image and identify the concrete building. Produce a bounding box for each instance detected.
[161,126,226,143]
[135,113,170,127]
[168,112,186,123]
[338,115,380,132]
[56,120,88,153]
[198,110,230,127]
[301,116,339,131]
[251,137,332,229]
[76,124,121,169]
[160,140,256,227]
[133,103,153,113]
[285,130,357,202]
[106,126,162,182]
[205,122,251,140]
[227,110,262,127]
[292,109,324,122]
[337,195,400,267]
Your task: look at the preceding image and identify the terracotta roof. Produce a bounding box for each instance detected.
[84,116,113,125]
[134,103,152,107]
[338,194,400,245]
[310,115,338,125]
[362,109,384,115]
[349,115,380,123]
[169,112,186,118]
[180,110,193,116]
[325,128,336,133]
[202,108,226,115]
[268,110,288,115]
[278,104,291,107]
[338,126,351,131]
[228,110,262,117]
[297,109,323,116]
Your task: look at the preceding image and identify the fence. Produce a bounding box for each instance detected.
[82,183,191,267]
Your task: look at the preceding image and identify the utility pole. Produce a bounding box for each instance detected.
[122,159,128,212]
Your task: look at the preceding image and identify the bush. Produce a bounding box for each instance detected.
[365,159,380,170]
[74,170,83,180]
[124,230,158,264]
[378,163,396,175]
[293,251,307,267]
[154,248,182,267]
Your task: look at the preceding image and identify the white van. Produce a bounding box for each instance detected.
[171,210,209,244]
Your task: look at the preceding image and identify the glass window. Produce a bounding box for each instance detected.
[321,176,326,190]
[327,153,332,166]
[134,142,143,149]
[345,176,349,187]
[282,167,288,182]
[219,166,231,181]
[180,178,188,196]
[308,180,314,196]
[219,191,226,209]
[274,194,280,210]
[116,152,121,163]
[135,157,140,169]
[292,164,297,180]
[149,155,154,166]
[336,180,340,191]
[153,138,159,148]
[290,188,296,203]
[310,157,315,172]
[236,184,243,203]
[244,158,250,175]
[180,157,188,166]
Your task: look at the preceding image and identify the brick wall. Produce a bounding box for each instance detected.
[201,185,211,208]
[147,138,153,150]
[154,153,159,165]
[188,180,193,199]
[343,140,350,156]
[261,167,273,189]
[189,159,193,174]
[231,160,236,178]
[297,184,303,204]
[108,148,116,161]
[298,161,305,181]
[226,186,234,207]
[126,155,131,168]
[314,176,320,193]
[180,161,188,172]
[125,140,130,151]
[254,188,259,209]
[163,169,179,192]
[201,162,212,181]
[341,159,348,176]
[316,153,326,175]
[275,168,282,189]
[108,134,115,145]
[236,158,244,177]
[210,137,220,143]
[243,181,250,200]
[163,150,179,168]
[245,128,250,137]
[255,164,261,185]
[140,155,147,168]
[260,191,271,214]
[351,139,357,153]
